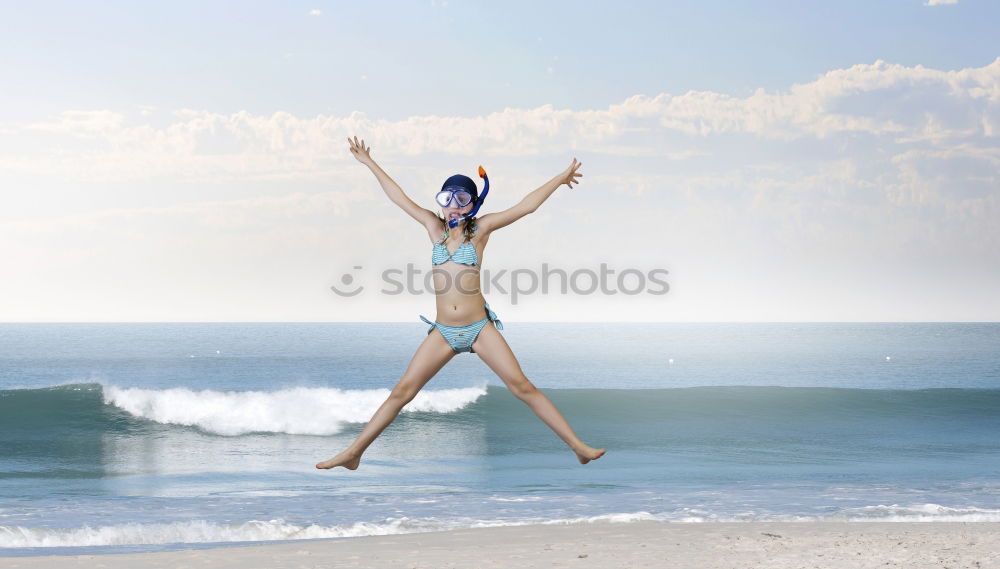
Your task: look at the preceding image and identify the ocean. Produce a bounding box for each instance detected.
[1,322,999,556]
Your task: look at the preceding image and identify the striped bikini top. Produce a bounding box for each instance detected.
[432,227,479,266]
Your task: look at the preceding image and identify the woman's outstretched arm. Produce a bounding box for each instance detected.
[348,136,439,229]
[478,158,583,234]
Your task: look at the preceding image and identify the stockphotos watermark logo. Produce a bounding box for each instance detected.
[330,263,670,304]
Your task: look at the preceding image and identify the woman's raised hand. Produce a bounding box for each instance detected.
[559,158,584,189]
[347,136,374,165]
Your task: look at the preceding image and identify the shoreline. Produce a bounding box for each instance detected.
[3,521,998,569]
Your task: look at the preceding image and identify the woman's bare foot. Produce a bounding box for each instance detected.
[574,445,606,465]
[315,451,361,470]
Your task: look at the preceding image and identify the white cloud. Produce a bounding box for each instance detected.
[6,57,997,185]
[3,57,999,320]
[1,190,372,235]
[925,0,958,5]
[309,9,321,16]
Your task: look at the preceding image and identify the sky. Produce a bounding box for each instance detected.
[1,0,998,322]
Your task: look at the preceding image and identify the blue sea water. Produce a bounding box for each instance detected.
[1,322,999,556]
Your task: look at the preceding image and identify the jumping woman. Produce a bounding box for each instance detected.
[316,136,606,470]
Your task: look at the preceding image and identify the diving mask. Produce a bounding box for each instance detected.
[436,188,474,208]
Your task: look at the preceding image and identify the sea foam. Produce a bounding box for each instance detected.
[6,505,998,549]
[0,518,411,548]
[102,383,487,436]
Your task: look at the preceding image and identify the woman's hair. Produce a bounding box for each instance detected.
[435,213,478,242]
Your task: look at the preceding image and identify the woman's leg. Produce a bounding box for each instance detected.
[316,329,457,470]
[471,324,606,464]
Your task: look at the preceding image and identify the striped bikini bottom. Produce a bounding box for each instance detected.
[420,302,504,354]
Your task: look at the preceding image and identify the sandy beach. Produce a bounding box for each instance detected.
[3,521,998,569]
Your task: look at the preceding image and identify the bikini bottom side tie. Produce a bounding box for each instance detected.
[419,302,503,354]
